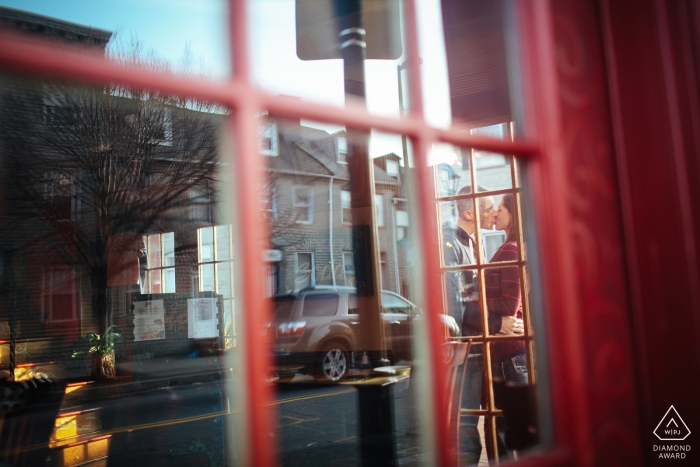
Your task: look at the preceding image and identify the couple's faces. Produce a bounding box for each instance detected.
[494,198,512,232]
[480,197,497,229]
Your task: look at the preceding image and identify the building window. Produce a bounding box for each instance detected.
[152,108,173,146]
[190,183,213,223]
[343,251,355,287]
[341,190,352,224]
[42,268,77,322]
[375,194,385,227]
[262,186,277,220]
[144,232,176,293]
[260,122,278,156]
[396,209,409,242]
[293,186,314,224]
[198,225,235,347]
[337,136,347,163]
[295,252,314,290]
[44,171,76,221]
[386,160,399,177]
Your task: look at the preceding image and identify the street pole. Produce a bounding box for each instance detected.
[333,0,387,367]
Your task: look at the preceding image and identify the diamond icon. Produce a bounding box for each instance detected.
[654,406,691,441]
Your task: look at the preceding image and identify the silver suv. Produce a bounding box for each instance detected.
[272,287,459,381]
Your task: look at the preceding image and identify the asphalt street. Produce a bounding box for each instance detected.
[274,379,422,467]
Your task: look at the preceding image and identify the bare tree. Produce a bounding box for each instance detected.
[0,75,221,330]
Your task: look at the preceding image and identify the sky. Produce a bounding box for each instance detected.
[0,0,455,163]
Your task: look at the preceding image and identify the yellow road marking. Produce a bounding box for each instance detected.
[45,386,357,448]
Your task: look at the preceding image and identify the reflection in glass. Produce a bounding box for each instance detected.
[259,118,450,464]
[0,67,229,463]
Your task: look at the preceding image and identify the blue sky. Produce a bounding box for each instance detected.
[0,0,230,77]
[0,0,453,161]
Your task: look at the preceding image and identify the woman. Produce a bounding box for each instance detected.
[485,193,529,458]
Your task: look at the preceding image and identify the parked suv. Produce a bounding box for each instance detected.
[271,287,460,381]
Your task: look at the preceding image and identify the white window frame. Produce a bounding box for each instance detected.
[260,122,278,156]
[337,136,347,163]
[386,159,399,176]
[293,185,314,224]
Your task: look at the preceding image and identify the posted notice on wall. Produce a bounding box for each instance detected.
[187,298,218,339]
[133,299,165,341]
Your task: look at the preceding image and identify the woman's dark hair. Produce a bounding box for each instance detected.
[501,193,517,242]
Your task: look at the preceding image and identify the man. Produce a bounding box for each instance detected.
[442,185,523,465]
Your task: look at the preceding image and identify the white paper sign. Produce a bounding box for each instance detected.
[187,298,218,339]
[133,299,165,341]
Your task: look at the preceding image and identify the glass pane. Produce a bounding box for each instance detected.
[163,232,175,266]
[263,120,432,464]
[199,226,214,262]
[0,66,237,465]
[216,261,232,298]
[215,224,230,260]
[223,299,234,349]
[148,234,162,269]
[149,269,162,293]
[200,263,215,292]
[250,0,404,115]
[163,267,176,293]
[1,0,231,78]
[436,148,514,200]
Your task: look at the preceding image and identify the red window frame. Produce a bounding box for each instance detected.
[0,1,594,466]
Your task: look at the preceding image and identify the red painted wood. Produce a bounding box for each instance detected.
[602,0,700,464]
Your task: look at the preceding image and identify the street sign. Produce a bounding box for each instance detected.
[296,0,402,60]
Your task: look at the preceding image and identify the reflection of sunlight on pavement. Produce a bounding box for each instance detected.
[50,383,110,467]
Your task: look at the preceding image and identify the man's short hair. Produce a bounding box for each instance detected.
[456,185,490,220]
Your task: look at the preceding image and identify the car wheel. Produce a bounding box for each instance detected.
[318,344,349,382]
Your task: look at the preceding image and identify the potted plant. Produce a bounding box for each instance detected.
[72,325,122,380]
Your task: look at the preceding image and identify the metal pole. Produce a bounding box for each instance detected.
[333,0,386,365]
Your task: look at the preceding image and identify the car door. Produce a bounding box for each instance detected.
[381,292,413,363]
